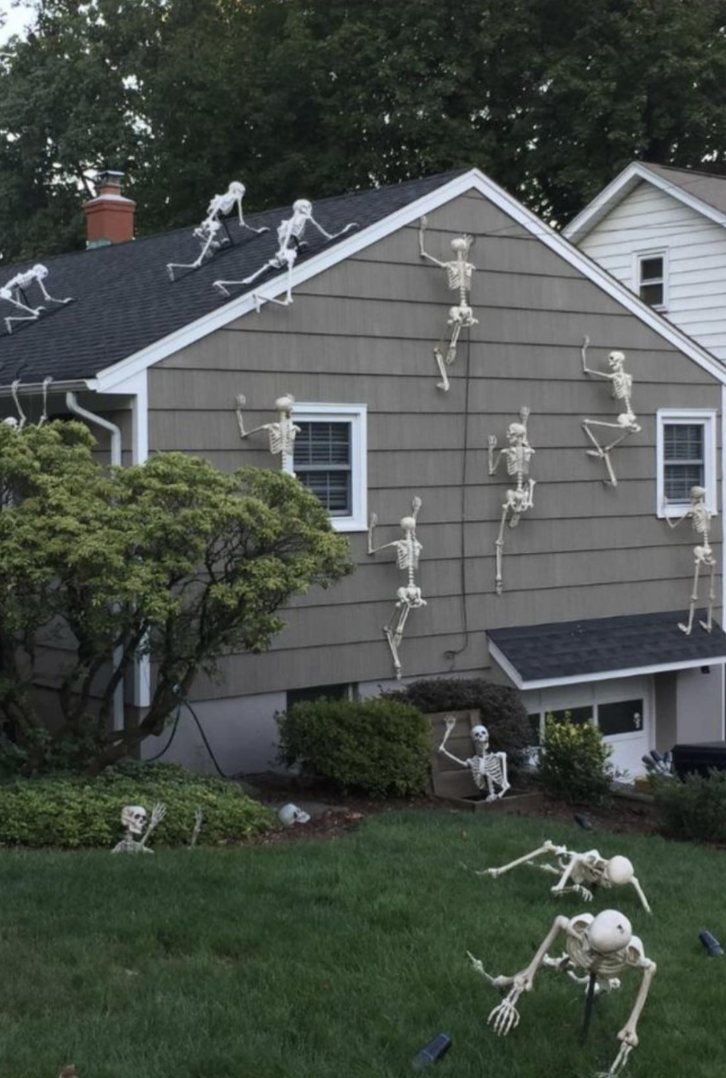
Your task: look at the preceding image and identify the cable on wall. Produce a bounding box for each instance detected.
[443,325,473,670]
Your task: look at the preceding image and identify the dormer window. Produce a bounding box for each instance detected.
[635,251,667,310]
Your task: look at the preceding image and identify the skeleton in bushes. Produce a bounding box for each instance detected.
[581,337,641,487]
[167,182,269,280]
[0,263,72,333]
[468,909,656,1078]
[235,392,300,471]
[438,715,510,801]
[663,485,716,635]
[418,216,477,391]
[214,198,358,305]
[488,407,536,595]
[367,496,425,679]
[111,803,166,854]
[480,839,651,913]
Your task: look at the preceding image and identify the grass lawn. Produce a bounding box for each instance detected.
[1,807,724,1078]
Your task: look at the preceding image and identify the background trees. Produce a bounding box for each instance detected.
[1,0,726,262]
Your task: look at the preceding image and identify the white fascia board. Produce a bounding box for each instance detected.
[94,166,726,390]
[564,162,726,243]
[488,637,726,691]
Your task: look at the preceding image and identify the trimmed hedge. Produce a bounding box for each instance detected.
[388,677,532,767]
[277,697,430,796]
[651,769,726,843]
[0,762,275,849]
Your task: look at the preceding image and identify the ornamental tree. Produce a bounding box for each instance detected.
[0,421,352,773]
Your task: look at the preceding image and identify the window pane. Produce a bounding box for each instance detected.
[640,282,663,307]
[598,699,643,737]
[298,469,351,515]
[548,706,594,726]
[640,257,663,282]
[295,422,350,466]
[664,424,703,462]
[287,683,351,709]
[665,463,704,501]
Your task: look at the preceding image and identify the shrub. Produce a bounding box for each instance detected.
[276,697,430,797]
[388,677,532,768]
[538,714,614,807]
[651,769,726,843]
[0,762,275,848]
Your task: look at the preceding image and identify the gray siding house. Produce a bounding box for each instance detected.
[2,167,726,779]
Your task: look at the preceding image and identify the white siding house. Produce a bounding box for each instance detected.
[565,162,726,362]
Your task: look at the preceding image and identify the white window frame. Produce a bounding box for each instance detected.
[284,402,367,532]
[656,408,718,519]
[632,248,668,311]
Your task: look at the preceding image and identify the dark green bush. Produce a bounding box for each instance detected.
[276,697,430,797]
[388,677,532,767]
[651,769,726,843]
[0,762,275,848]
[538,714,614,807]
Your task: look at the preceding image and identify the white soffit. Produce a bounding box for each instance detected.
[96,166,726,393]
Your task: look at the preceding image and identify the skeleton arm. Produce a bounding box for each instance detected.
[366,513,398,556]
[604,957,656,1077]
[437,715,469,768]
[550,853,593,901]
[630,876,652,915]
[661,498,691,529]
[418,216,447,268]
[139,803,166,849]
[190,809,203,848]
[235,394,275,440]
[581,336,611,380]
[488,434,503,475]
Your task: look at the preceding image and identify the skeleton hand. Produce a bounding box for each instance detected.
[487,984,525,1037]
[488,434,498,449]
[479,867,503,878]
[599,1038,634,1078]
[444,715,457,733]
[236,393,246,409]
[150,803,167,828]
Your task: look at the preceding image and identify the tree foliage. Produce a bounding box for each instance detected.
[0,421,351,773]
[2,0,726,261]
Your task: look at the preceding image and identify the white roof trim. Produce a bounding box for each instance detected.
[95,166,726,393]
[564,161,726,244]
[488,636,726,691]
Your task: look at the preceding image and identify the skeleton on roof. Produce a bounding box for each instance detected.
[488,406,536,595]
[234,392,300,472]
[367,496,426,679]
[663,485,717,635]
[418,216,478,391]
[468,908,656,1078]
[581,336,641,487]
[0,264,71,334]
[111,803,166,854]
[438,714,510,802]
[480,838,651,912]
[214,199,358,306]
[167,182,269,280]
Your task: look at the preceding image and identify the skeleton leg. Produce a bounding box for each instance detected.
[383,601,411,680]
[700,559,716,632]
[445,318,463,365]
[678,559,701,635]
[10,380,27,430]
[167,231,217,279]
[214,258,277,297]
[4,297,43,334]
[582,421,618,486]
[479,842,559,878]
[630,877,652,915]
[495,505,510,595]
[433,346,450,392]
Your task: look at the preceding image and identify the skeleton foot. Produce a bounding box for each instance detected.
[677,621,693,636]
[699,619,713,633]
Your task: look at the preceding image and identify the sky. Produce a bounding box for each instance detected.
[0,1,34,45]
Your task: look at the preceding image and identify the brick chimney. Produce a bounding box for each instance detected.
[83,170,135,247]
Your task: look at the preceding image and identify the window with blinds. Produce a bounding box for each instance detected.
[663,423,704,501]
[637,253,666,309]
[293,421,352,516]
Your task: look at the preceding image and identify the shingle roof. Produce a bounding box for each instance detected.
[488,610,726,684]
[638,161,726,220]
[0,170,467,388]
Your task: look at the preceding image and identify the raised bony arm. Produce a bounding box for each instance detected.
[139,802,166,849]
[608,957,657,1076]
[418,216,446,268]
[437,715,468,767]
[661,496,690,529]
[581,335,610,379]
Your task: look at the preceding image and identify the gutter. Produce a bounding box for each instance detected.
[0,379,94,398]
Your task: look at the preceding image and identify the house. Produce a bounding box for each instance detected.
[564,161,726,361]
[2,166,726,780]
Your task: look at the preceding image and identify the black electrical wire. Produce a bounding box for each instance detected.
[143,697,230,778]
[444,325,472,669]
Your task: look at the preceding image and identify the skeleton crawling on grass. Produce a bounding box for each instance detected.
[468,909,656,1077]
[437,714,510,801]
[480,839,651,912]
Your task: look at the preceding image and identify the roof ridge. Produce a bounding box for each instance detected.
[639,160,726,182]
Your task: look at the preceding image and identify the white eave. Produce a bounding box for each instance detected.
[96,165,726,394]
[563,161,726,245]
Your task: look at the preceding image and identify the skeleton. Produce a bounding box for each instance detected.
[480,839,651,912]
[278,803,311,827]
[581,337,641,487]
[438,714,510,801]
[488,407,536,595]
[214,199,358,306]
[663,485,716,634]
[418,216,477,391]
[468,909,656,1078]
[367,496,426,679]
[235,392,300,472]
[2,376,55,432]
[167,182,269,280]
[111,803,167,854]
[189,809,204,848]
[0,264,72,334]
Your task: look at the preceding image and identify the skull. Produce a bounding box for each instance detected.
[585,909,632,955]
[278,803,311,828]
[506,422,527,445]
[2,417,18,429]
[604,856,635,887]
[690,485,706,503]
[471,725,490,751]
[121,805,147,836]
[293,199,313,218]
[274,393,295,415]
[607,350,626,370]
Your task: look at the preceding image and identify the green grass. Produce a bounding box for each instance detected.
[0,808,723,1078]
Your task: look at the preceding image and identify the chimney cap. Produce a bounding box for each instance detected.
[96,169,125,188]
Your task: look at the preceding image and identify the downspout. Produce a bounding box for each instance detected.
[65,392,125,733]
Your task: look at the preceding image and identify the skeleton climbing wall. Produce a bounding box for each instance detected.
[487,408,536,595]
[581,337,641,487]
[418,216,477,391]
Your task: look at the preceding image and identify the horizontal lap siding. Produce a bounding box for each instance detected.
[579,181,726,361]
[149,190,722,699]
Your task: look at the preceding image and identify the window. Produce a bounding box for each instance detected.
[657,409,717,518]
[528,701,642,741]
[285,403,367,532]
[286,683,356,709]
[635,251,667,309]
